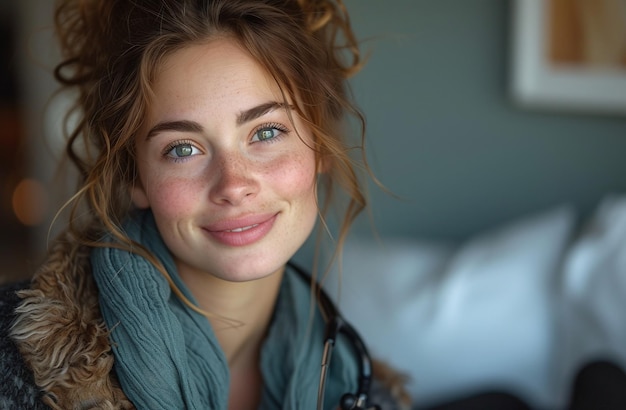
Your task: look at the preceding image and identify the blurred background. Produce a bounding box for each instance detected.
[0,2,59,283]
[345,0,626,240]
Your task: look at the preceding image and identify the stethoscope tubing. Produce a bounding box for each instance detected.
[287,262,376,410]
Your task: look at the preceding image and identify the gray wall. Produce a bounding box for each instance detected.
[343,0,626,241]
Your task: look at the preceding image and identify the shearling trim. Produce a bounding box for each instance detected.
[10,233,133,410]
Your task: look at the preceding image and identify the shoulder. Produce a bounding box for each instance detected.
[0,280,51,409]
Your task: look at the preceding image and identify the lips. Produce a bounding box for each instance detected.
[204,213,278,247]
[224,224,258,233]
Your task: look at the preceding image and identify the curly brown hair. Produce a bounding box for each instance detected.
[53,0,369,306]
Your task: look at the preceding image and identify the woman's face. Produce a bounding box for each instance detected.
[131,38,318,283]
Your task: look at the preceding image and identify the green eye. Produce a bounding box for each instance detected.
[255,128,277,141]
[166,143,199,159]
[251,123,289,143]
[175,145,193,157]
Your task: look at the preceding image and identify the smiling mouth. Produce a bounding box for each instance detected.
[225,224,259,233]
[206,213,278,247]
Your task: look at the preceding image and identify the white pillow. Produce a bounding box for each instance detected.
[325,206,576,409]
[557,195,626,399]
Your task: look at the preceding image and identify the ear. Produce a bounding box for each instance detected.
[130,181,150,209]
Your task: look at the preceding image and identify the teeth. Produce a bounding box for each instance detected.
[227,224,258,233]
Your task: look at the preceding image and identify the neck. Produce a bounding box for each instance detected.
[178,266,285,365]
[178,265,286,410]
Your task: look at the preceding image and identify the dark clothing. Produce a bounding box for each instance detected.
[0,281,50,410]
[568,360,626,410]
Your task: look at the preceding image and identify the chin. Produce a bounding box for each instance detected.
[211,259,286,283]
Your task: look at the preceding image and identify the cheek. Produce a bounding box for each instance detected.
[144,173,203,217]
[267,151,317,200]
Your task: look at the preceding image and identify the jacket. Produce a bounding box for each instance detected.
[0,234,411,409]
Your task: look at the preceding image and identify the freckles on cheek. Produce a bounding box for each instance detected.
[269,152,317,196]
[148,177,200,216]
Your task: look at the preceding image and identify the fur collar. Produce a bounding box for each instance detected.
[10,233,134,409]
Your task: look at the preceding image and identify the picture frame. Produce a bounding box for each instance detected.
[510,0,626,115]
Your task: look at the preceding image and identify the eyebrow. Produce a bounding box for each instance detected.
[236,101,288,126]
[145,120,203,140]
[145,101,290,140]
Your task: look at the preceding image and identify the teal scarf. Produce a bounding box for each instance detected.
[91,211,358,409]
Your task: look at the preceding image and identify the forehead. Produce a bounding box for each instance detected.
[158,37,263,79]
[148,38,285,119]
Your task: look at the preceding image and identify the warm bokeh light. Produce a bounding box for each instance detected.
[11,178,48,226]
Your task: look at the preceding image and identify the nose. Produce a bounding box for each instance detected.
[209,153,260,205]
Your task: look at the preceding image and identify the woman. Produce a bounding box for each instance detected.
[0,0,410,409]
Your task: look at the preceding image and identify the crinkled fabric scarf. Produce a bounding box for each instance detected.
[91,210,358,409]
